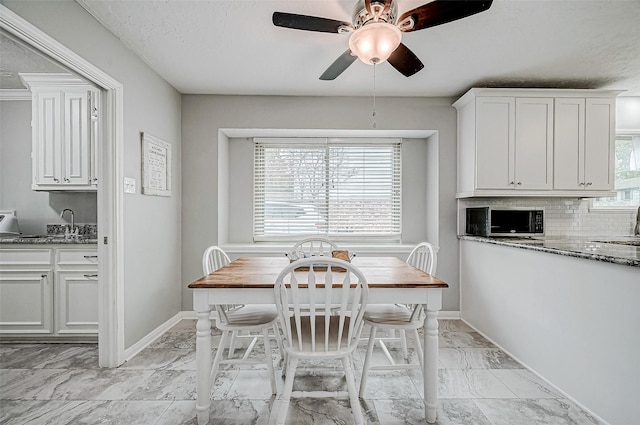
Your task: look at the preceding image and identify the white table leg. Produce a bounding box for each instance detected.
[196,308,212,425]
[423,307,439,423]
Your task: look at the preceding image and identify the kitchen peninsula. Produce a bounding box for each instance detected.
[459,236,639,425]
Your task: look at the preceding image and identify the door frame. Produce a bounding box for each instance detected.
[1,5,125,366]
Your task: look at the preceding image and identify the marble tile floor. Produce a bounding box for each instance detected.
[0,320,605,425]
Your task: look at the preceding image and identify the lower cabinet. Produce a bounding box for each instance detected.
[0,246,98,340]
[55,248,99,336]
[0,269,53,334]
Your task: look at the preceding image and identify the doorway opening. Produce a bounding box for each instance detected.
[1,5,124,367]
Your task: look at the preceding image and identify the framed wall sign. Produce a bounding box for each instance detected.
[141,132,172,197]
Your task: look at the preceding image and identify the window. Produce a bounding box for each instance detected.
[254,138,401,241]
[593,133,640,208]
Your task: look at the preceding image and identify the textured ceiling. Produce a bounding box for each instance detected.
[4,1,640,97]
[75,0,640,97]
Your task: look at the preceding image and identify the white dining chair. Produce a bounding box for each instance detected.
[288,237,344,319]
[274,257,368,425]
[359,241,437,398]
[287,237,339,260]
[202,246,283,395]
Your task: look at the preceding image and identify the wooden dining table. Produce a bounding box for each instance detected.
[188,256,448,425]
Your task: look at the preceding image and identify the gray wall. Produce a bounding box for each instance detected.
[0,99,97,235]
[181,95,459,311]
[3,1,183,349]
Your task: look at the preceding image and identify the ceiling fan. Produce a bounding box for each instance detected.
[272,0,493,80]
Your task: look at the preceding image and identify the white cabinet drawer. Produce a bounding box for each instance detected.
[56,249,98,267]
[0,249,52,266]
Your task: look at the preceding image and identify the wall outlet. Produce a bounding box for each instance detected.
[124,177,136,194]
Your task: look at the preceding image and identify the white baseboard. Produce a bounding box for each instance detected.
[438,311,460,320]
[123,312,184,362]
[459,318,611,425]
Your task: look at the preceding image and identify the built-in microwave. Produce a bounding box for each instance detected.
[466,207,544,237]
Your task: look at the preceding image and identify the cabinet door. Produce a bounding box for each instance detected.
[90,89,99,187]
[514,98,554,190]
[63,90,91,186]
[475,97,515,190]
[584,98,615,191]
[0,270,53,334]
[56,271,98,335]
[554,98,586,190]
[33,90,63,186]
[55,248,98,335]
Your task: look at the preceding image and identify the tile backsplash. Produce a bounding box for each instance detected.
[459,198,637,238]
[47,224,97,238]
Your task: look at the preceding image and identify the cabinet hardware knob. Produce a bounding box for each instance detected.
[509,181,515,185]
[586,182,593,186]
[516,182,522,185]
[579,182,585,186]
[41,274,48,278]
[53,178,60,183]
[64,178,70,183]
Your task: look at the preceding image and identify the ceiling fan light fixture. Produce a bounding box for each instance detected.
[348,22,402,65]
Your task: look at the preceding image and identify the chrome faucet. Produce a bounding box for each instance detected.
[635,206,640,236]
[60,208,75,233]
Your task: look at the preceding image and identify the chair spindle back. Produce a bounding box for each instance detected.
[275,257,368,354]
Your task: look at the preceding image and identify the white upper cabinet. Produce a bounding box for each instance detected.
[454,88,619,198]
[474,96,514,190]
[474,96,553,191]
[584,98,616,190]
[20,74,98,191]
[554,98,586,190]
[554,97,616,191]
[513,98,554,190]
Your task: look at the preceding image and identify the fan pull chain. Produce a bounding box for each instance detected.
[372,62,377,129]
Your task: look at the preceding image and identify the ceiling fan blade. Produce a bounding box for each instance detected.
[272,12,353,33]
[388,43,424,77]
[398,0,493,32]
[319,50,358,80]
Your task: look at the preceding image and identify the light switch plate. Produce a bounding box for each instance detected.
[124,177,136,194]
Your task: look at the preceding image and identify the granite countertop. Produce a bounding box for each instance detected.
[0,235,98,245]
[460,235,640,267]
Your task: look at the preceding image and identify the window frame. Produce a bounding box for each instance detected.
[253,137,402,243]
[591,130,640,211]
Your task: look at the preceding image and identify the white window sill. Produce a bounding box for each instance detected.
[220,242,422,256]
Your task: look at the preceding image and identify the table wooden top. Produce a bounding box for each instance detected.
[188,256,448,289]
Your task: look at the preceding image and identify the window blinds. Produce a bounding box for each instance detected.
[254,138,401,241]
